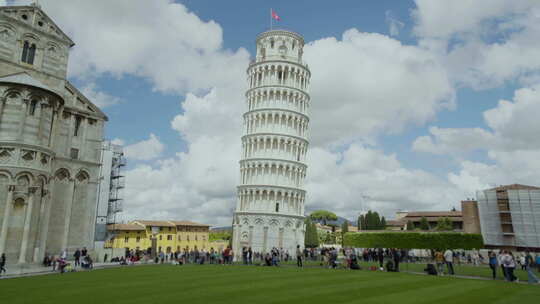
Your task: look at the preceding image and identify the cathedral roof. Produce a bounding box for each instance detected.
[0,71,60,96]
[0,3,75,47]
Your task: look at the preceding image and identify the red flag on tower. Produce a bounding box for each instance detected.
[271,9,281,21]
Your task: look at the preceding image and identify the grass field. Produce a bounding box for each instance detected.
[1,265,539,304]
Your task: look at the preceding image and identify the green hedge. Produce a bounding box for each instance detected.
[343,232,483,250]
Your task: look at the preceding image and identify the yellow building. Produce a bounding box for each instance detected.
[106,220,210,253]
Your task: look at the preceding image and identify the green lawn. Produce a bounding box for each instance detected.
[0,264,538,304]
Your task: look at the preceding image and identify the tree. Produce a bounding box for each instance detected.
[341,221,349,246]
[380,216,387,230]
[304,217,319,248]
[406,220,414,231]
[419,216,430,231]
[310,210,338,226]
[358,214,366,230]
[436,217,453,231]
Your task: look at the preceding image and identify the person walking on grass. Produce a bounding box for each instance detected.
[73,248,81,267]
[502,251,517,282]
[296,245,303,268]
[0,253,6,276]
[525,251,539,284]
[444,249,454,275]
[488,251,498,279]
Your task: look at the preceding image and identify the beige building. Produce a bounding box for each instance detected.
[0,4,107,263]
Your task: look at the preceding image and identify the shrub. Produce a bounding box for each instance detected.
[343,231,483,250]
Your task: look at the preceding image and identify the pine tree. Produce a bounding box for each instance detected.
[373,212,381,230]
[380,216,387,230]
[419,216,430,231]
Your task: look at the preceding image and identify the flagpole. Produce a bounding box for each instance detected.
[270,8,273,30]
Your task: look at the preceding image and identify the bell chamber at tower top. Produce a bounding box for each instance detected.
[255,30,305,64]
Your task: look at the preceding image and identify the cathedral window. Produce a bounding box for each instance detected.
[21,41,36,65]
[270,39,274,48]
[70,148,79,160]
[29,100,37,116]
[74,116,82,136]
[275,203,280,212]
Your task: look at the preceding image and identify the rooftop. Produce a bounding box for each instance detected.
[487,184,540,191]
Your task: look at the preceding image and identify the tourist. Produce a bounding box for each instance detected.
[501,251,517,282]
[488,251,498,279]
[73,248,81,267]
[444,249,454,275]
[498,251,506,278]
[536,254,540,272]
[519,254,526,271]
[242,247,248,265]
[247,247,253,265]
[524,251,539,284]
[296,245,303,268]
[81,247,88,257]
[60,248,67,260]
[435,250,445,275]
[0,253,6,276]
[377,248,384,268]
[392,248,400,272]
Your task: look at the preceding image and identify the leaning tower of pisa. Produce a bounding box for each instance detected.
[232,30,311,258]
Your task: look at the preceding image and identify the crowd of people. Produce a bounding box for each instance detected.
[39,247,94,274]
[1,245,539,285]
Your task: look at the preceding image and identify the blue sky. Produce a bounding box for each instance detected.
[16,0,540,224]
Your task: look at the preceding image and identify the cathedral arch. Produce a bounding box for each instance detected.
[15,172,33,186]
[54,168,71,181]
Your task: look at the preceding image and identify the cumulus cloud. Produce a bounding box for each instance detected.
[413,84,540,155]
[32,0,250,94]
[124,134,165,161]
[413,0,540,88]
[304,28,454,147]
[307,145,462,218]
[385,10,404,36]
[79,82,121,108]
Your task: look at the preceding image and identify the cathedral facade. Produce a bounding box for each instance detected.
[0,4,107,263]
[232,30,311,257]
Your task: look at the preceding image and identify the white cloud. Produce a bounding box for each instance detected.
[385,10,404,36]
[306,145,463,218]
[34,0,250,95]
[124,134,165,161]
[79,82,121,108]
[413,84,540,155]
[304,28,454,147]
[413,0,540,88]
[110,138,125,146]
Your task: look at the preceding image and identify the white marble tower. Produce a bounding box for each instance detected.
[232,30,311,257]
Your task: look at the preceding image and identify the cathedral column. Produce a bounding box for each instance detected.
[79,118,88,160]
[18,187,37,263]
[61,178,75,250]
[34,188,52,262]
[0,97,6,123]
[0,185,14,254]
[37,101,46,146]
[18,99,28,141]
[65,113,74,156]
